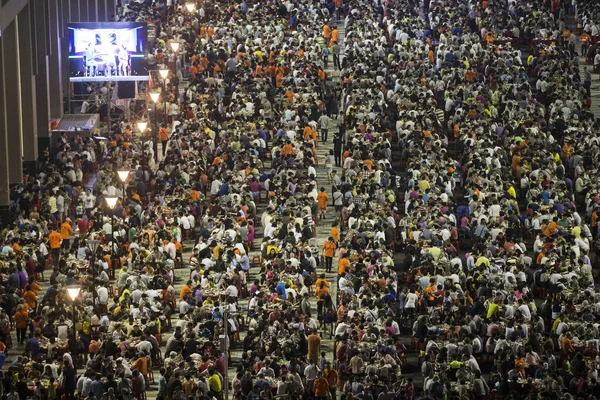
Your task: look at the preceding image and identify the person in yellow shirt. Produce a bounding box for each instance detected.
[207,368,222,395]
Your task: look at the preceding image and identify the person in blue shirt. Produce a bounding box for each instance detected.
[26,334,41,358]
[157,368,167,399]
[275,281,288,301]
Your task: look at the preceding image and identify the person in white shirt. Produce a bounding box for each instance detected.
[224,284,239,298]
[97,286,109,305]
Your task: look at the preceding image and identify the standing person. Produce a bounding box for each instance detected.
[322,46,329,68]
[332,41,341,70]
[14,305,28,345]
[207,367,223,399]
[473,370,490,400]
[307,330,322,364]
[325,150,335,183]
[318,113,330,143]
[48,229,62,267]
[157,368,167,400]
[330,26,339,47]
[60,218,72,254]
[333,135,342,166]
[158,124,169,157]
[323,362,339,400]
[62,359,77,400]
[323,23,332,43]
[317,188,329,220]
[313,370,330,400]
[322,237,336,273]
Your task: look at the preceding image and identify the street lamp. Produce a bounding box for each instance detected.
[105,196,118,263]
[185,2,196,12]
[67,285,80,369]
[158,69,169,126]
[86,239,100,308]
[159,69,169,80]
[117,170,130,197]
[148,94,160,160]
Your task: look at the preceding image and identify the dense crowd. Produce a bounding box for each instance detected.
[1,0,600,399]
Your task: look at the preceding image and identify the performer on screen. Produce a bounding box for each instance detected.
[118,45,130,76]
[84,43,96,77]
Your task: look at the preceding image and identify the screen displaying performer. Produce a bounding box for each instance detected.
[68,22,148,81]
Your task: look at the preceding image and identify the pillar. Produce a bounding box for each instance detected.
[69,0,81,22]
[32,0,51,152]
[1,19,24,184]
[0,35,11,216]
[47,0,63,118]
[18,2,38,171]
[88,0,98,22]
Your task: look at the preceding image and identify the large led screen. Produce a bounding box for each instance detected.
[68,22,148,81]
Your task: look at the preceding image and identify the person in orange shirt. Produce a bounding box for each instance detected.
[60,218,72,252]
[275,72,283,88]
[330,222,340,244]
[561,333,575,355]
[330,27,339,47]
[14,304,28,345]
[316,281,330,319]
[284,90,295,103]
[281,141,294,157]
[314,372,330,398]
[180,280,193,301]
[158,124,169,157]
[543,217,559,237]
[322,237,336,273]
[48,230,62,267]
[318,68,326,82]
[23,285,37,310]
[337,254,349,276]
[581,32,591,56]
[131,351,149,377]
[317,188,329,220]
[12,240,22,255]
[189,63,199,79]
[323,24,331,41]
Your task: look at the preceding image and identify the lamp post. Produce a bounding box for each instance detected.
[170,41,181,78]
[105,196,118,263]
[117,169,130,197]
[159,69,169,125]
[86,239,100,308]
[148,94,160,161]
[67,285,81,369]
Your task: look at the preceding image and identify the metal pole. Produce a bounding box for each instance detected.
[223,309,229,400]
[154,105,159,162]
[111,213,114,260]
[91,252,96,309]
[72,303,77,370]
[163,80,167,125]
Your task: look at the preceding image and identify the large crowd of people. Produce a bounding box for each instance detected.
[1,0,600,399]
